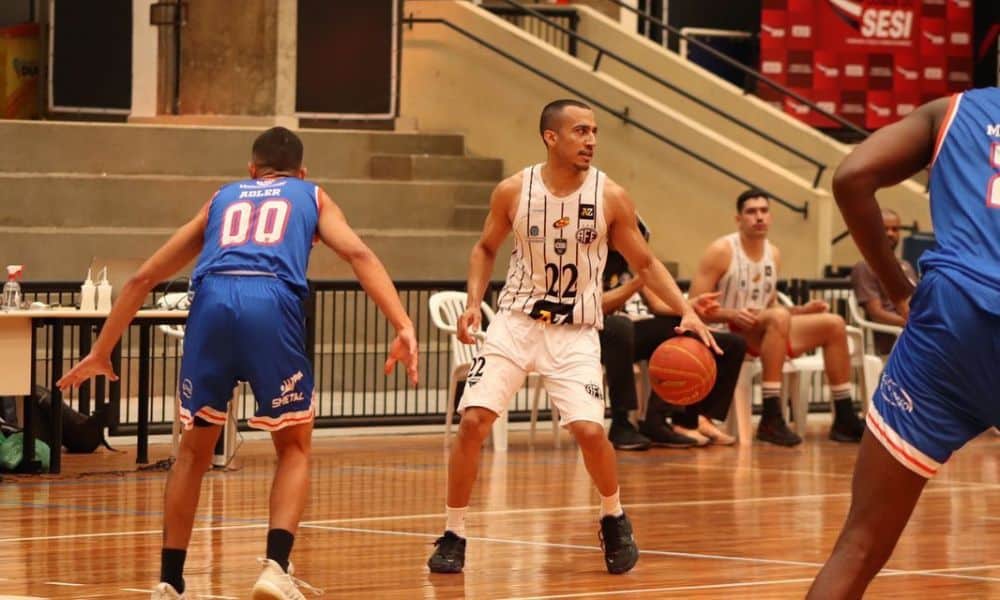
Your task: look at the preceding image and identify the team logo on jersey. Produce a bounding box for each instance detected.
[576,227,598,244]
[529,225,540,237]
[553,216,571,229]
[579,204,595,219]
[585,383,603,399]
[554,238,568,255]
[272,370,306,408]
[879,375,914,413]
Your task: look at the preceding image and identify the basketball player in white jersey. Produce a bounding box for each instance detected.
[427,99,719,575]
[689,190,865,446]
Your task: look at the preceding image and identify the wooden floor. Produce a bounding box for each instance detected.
[1,420,998,599]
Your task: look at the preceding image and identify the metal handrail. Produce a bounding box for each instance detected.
[487,0,827,188]
[403,15,808,216]
[601,0,870,138]
[831,222,920,245]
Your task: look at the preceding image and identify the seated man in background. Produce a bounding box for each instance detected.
[850,208,917,355]
[600,219,746,449]
[690,189,865,446]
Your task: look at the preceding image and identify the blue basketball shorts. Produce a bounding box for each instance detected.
[869,270,998,478]
[178,274,314,432]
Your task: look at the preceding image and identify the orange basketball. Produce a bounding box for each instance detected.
[648,336,717,406]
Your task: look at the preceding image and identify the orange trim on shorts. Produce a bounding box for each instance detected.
[865,409,938,478]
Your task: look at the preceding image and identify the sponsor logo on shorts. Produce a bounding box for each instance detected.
[181,378,193,400]
[272,370,306,408]
[576,227,598,244]
[879,375,914,413]
[585,383,603,400]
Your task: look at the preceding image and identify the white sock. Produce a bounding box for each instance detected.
[830,383,853,402]
[600,488,624,518]
[445,505,468,538]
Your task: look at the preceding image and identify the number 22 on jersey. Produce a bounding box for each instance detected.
[220,199,291,247]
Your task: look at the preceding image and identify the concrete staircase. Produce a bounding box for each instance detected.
[0,120,501,281]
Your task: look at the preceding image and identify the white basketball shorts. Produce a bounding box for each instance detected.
[457,310,605,426]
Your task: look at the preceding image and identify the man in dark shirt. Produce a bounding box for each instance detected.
[849,209,917,354]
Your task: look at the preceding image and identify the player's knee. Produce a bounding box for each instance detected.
[568,421,607,449]
[762,307,791,333]
[273,424,312,458]
[457,408,496,441]
[827,314,847,338]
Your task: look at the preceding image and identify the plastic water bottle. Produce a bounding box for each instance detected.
[80,268,96,311]
[96,266,112,313]
[3,265,22,310]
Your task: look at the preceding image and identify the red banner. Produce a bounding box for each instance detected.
[758,0,974,129]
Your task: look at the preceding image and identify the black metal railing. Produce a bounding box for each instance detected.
[403,15,809,217]
[599,0,869,138]
[19,276,866,440]
[485,4,579,57]
[485,0,828,189]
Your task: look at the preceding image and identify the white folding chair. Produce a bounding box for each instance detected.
[428,291,553,451]
[777,292,883,432]
[158,292,238,467]
[847,292,903,352]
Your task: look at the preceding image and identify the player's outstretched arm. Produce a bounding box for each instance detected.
[606,181,721,353]
[316,189,418,385]
[833,96,949,311]
[458,175,517,343]
[58,203,210,391]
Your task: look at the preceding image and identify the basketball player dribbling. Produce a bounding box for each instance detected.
[57,128,419,600]
[809,88,1000,598]
[426,99,720,575]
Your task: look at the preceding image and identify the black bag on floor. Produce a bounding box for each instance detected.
[32,386,114,454]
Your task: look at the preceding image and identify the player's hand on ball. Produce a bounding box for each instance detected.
[676,310,723,355]
[385,327,419,386]
[57,353,118,392]
[457,306,482,344]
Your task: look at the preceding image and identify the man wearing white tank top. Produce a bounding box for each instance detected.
[427,100,720,576]
[690,190,865,446]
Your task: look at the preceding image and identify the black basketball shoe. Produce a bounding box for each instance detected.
[599,513,639,574]
[427,531,466,574]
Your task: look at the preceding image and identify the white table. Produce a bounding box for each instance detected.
[0,308,189,473]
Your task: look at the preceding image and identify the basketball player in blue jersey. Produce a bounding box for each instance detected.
[427,99,720,576]
[808,89,1000,598]
[57,127,419,600]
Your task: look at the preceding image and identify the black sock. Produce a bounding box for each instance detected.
[160,548,186,593]
[833,397,856,420]
[267,528,295,572]
[762,396,782,420]
[610,407,631,427]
